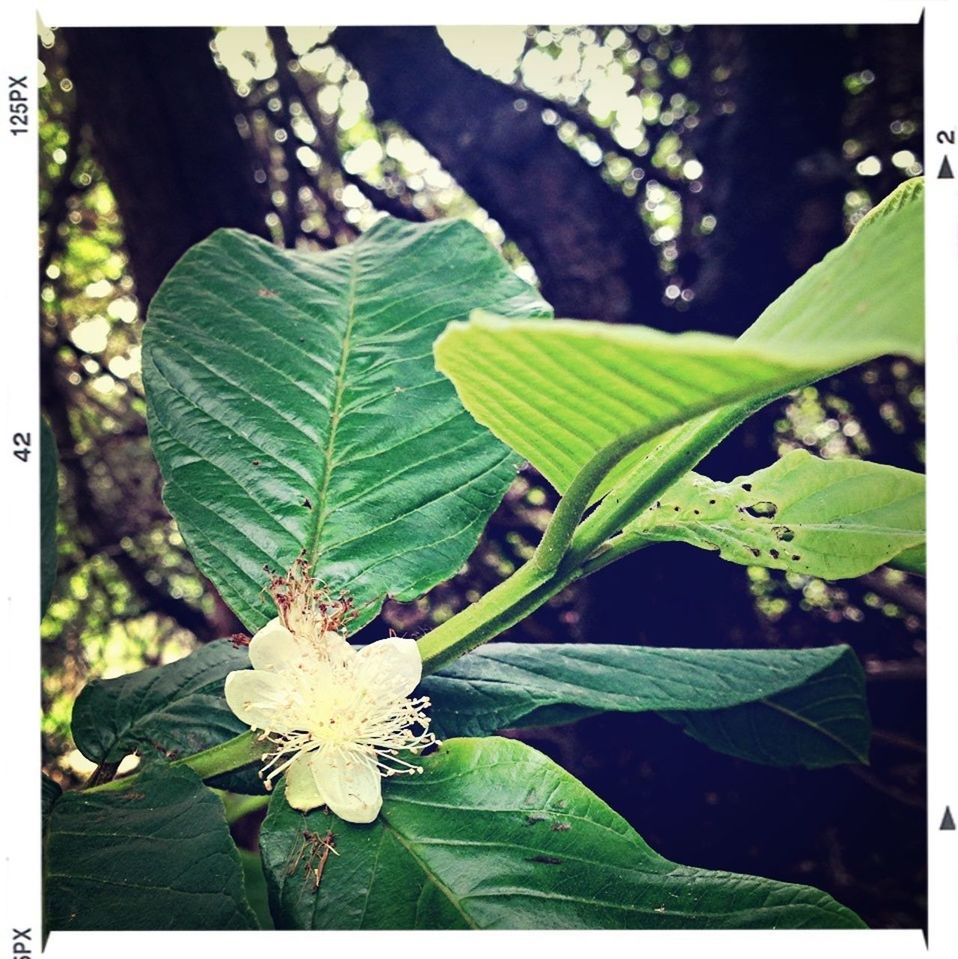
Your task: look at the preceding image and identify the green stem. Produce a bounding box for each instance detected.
[420,404,763,673]
[223,791,271,824]
[531,414,718,575]
[530,389,777,577]
[419,534,653,674]
[418,560,553,673]
[85,538,653,793]
[178,730,263,779]
[87,730,262,795]
[566,400,765,566]
[83,401,769,793]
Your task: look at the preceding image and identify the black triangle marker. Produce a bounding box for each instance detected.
[938,156,954,179]
[941,806,956,830]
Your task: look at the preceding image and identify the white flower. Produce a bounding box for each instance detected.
[224,564,436,824]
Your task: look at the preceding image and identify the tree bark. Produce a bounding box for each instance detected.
[63,26,270,306]
[332,26,667,327]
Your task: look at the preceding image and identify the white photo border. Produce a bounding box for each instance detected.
[5,2,953,957]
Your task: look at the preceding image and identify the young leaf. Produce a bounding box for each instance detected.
[40,417,59,616]
[622,449,924,579]
[434,178,923,500]
[143,219,550,631]
[259,737,864,929]
[45,764,258,931]
[423,641,869,767]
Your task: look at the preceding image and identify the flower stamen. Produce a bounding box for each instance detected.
[224,562,438,822]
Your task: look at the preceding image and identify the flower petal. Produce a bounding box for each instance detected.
[309,747,382,823]
[355,636,422,697]
[283,751,326,812]
[248,617,301,672]
[318,629,356,667]
[224,669,301,733]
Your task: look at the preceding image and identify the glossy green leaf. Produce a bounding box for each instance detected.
[424,641,868,767]
[143,219,550,630]
[73,632,866,781]
[659,651,867,768]
[434,178,923,499]
[45,765,257,931]
[70,639,260,792]
[40,417,58,615]
[260,737,864,929]
[623,449,924,579]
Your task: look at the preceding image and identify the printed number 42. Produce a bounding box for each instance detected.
[13,432,31,462]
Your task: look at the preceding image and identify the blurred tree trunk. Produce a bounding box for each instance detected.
[54,26,268,639]
[62,26,270,306]
[333,26,667,327]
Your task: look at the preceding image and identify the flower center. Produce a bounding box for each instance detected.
[255,650,437,791]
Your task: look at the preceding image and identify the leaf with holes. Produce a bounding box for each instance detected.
[259,737,864,929]
[143,219,550,630]
[622,449,924,579]
[44,764,257,931]
[434,178,923,502]
[423,641,868,767]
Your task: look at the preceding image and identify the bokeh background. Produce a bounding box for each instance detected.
[39,24,925,928]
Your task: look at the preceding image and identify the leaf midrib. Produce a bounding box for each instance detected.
[381,820,479,929]
[759,696,867,763]
[307,248,361,566]
[639,515,924,539]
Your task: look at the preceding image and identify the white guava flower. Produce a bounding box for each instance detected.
[224,564,436,824]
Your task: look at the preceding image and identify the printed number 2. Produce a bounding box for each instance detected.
[13,432,31,462]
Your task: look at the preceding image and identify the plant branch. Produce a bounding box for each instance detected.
[268,27,425,227]
[567,398,768,565]
[86,732,263,794]
[81,536,653,794]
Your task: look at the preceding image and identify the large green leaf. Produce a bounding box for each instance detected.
[45,764,257,931]
[40,417,58,615]
[622,449,924,579]
[259,737,864,929]
[424,641,868,767]
[74,635,866,783]
[434,178,923,499]
[72,639,249,766]
[143,219,550,630]
[70,639,260,792]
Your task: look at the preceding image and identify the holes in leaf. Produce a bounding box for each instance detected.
[744,501,778,518]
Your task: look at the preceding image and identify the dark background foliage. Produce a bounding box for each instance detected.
[39,23,924,928]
